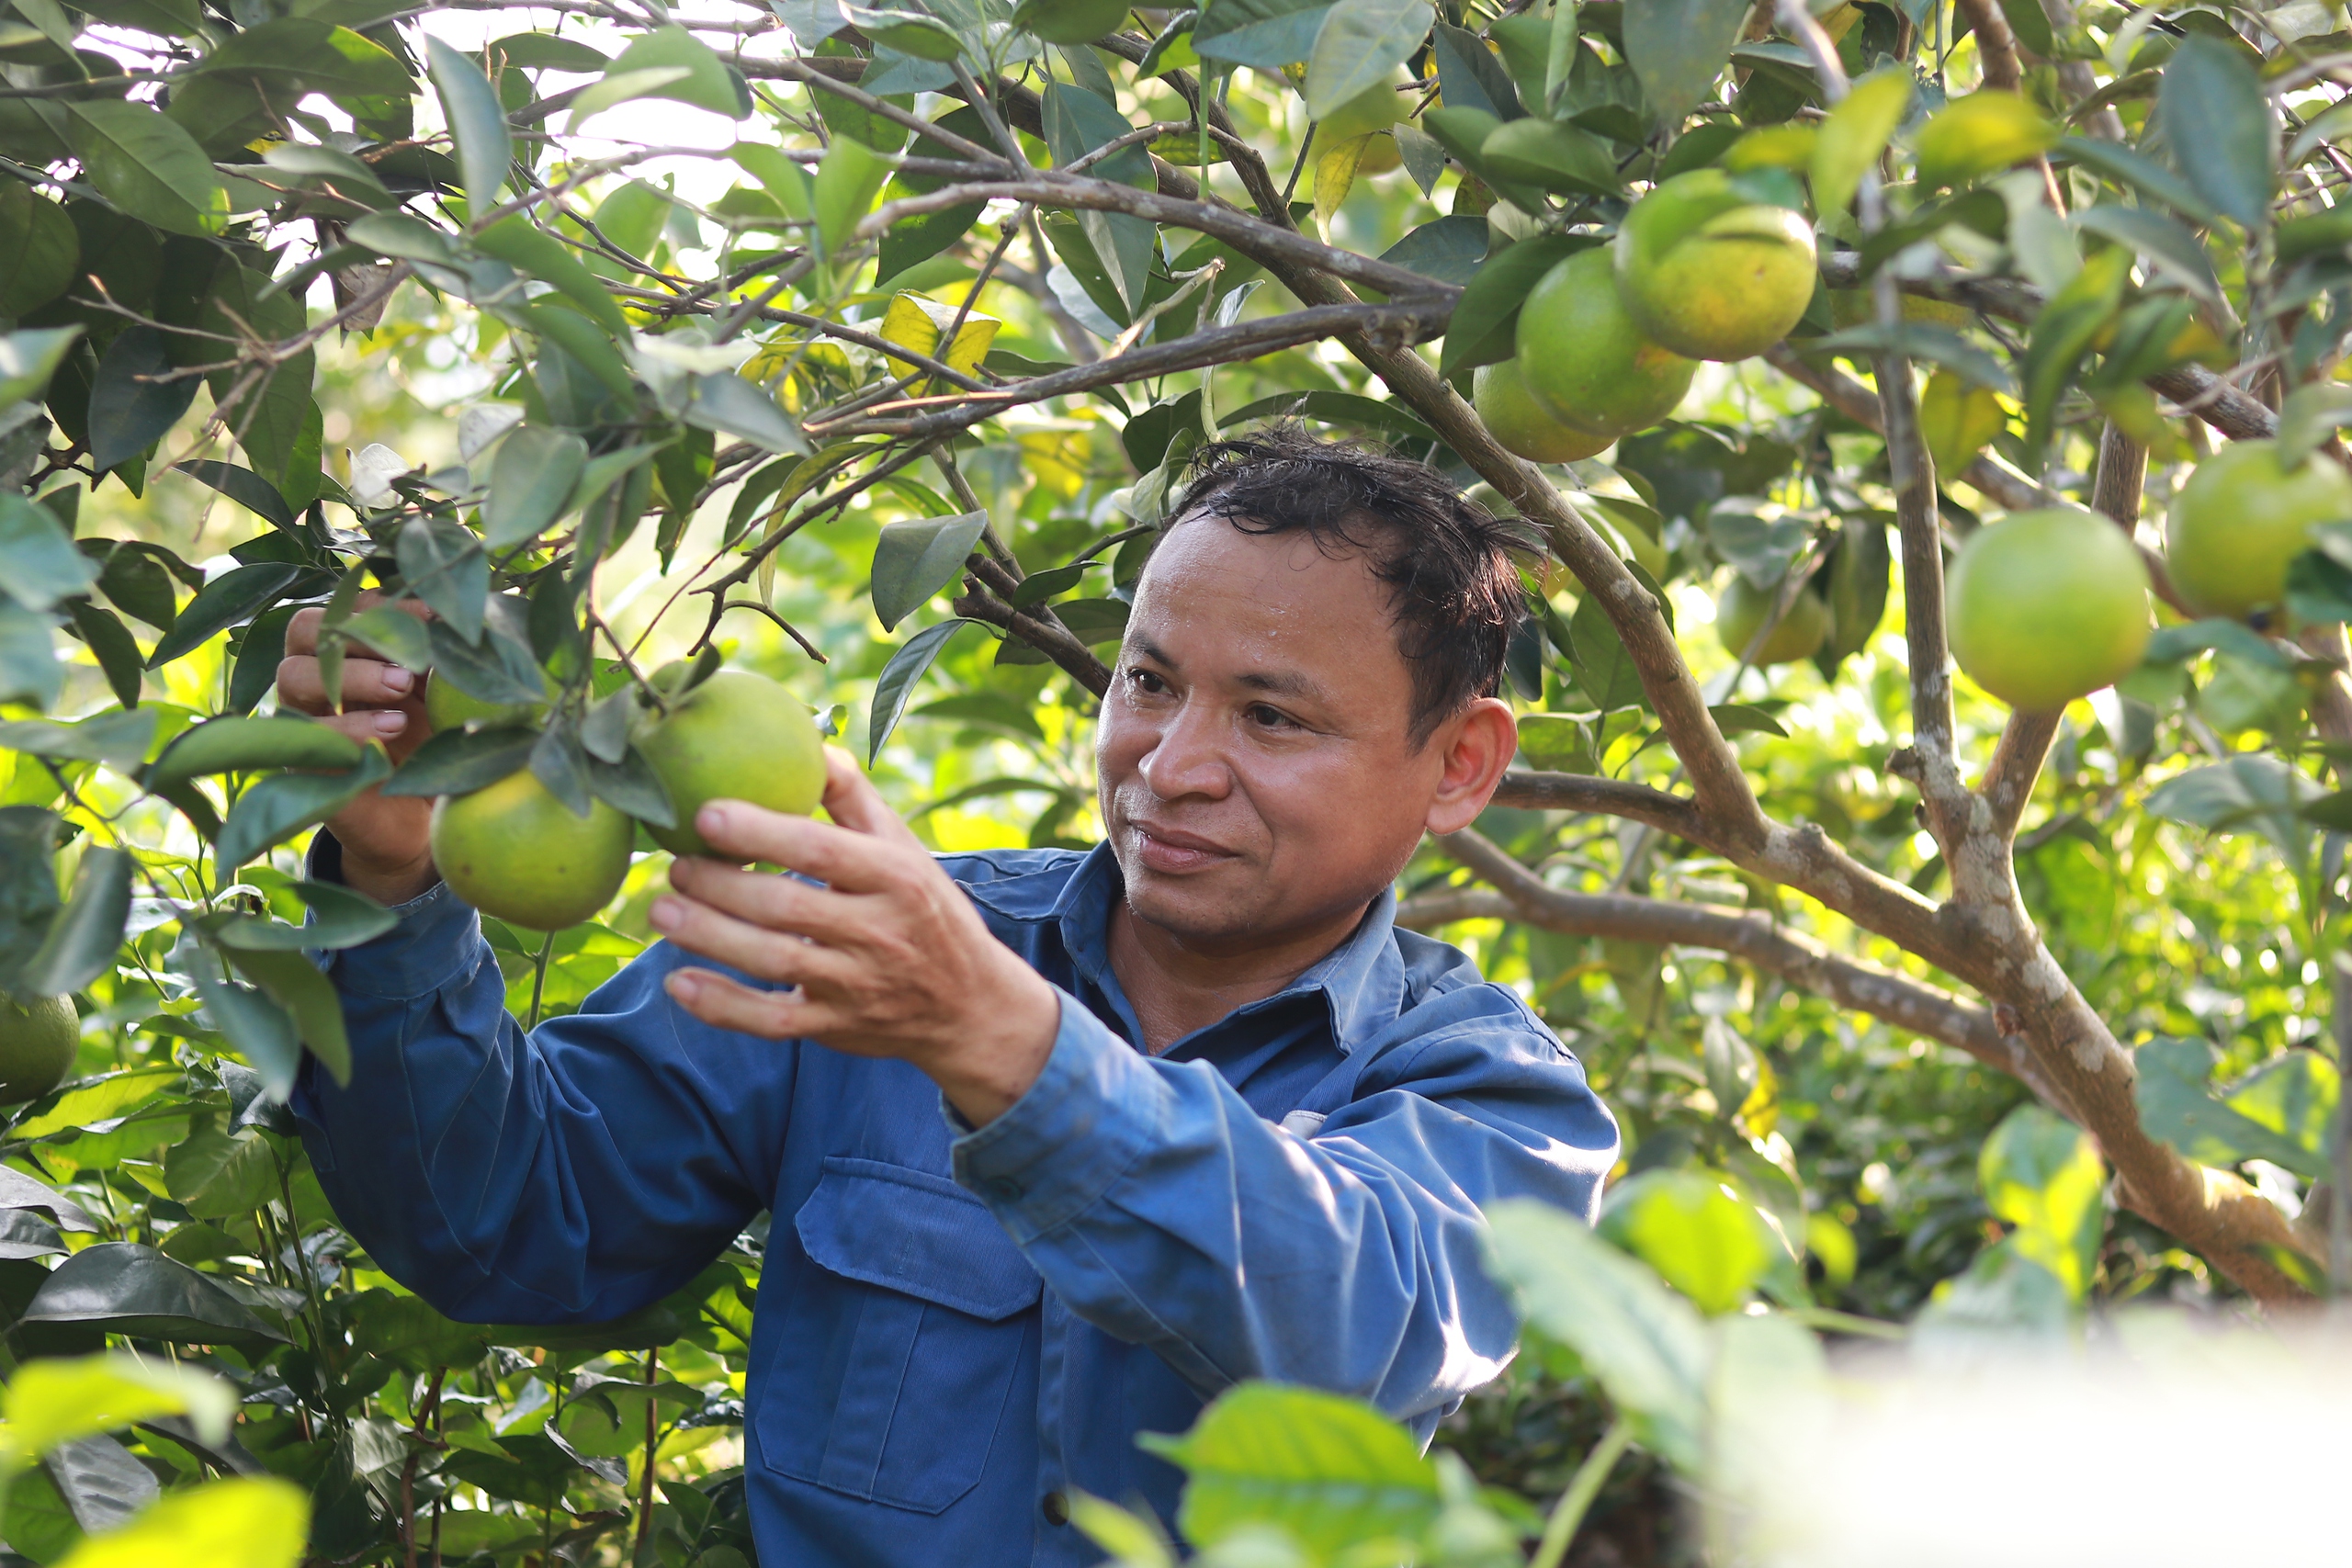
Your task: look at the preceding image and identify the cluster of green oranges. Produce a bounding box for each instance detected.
[426,668,828,932]
[1475,169,1818,468]
[1946,442,2352,713]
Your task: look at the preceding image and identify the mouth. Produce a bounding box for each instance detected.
[1125,821,1238,875]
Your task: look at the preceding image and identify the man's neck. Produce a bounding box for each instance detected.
[1105,899,1371,1055]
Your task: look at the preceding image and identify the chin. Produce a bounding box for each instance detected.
[1116,861,1260,945]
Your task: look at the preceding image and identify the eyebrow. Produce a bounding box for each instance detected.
[1127,636,1324,702]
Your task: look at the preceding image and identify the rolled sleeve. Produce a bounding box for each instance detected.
[950,988,1164,1242]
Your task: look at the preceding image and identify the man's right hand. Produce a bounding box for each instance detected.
[276,594,442,906]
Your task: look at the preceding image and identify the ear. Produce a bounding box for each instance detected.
[1424,697,1517,837]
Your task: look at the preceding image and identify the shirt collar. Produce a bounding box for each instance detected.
[1049,841,1408,1056]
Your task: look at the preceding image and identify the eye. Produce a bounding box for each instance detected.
[1125,667,1169,695]
[1246,703,1298,730]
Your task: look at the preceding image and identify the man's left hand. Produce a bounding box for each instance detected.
[647,750,1062,1125]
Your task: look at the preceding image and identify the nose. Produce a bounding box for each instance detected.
[1136,695,1234,803]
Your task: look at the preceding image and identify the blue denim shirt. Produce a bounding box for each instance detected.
[292,841,1618,1568]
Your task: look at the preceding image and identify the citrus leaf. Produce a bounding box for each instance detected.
[2157,36,2272,231]
[869,618,978,762]
[1303,0,1430,121]
[63,102,224,237]
[213,747,391,868]
[19,1244,288,1347]
[0,491,98,612]
[425,36,511,225]
[871,510,987,631]
[379,726,537,797]
[86,327,197,475]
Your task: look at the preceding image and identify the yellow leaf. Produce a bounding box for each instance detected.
[1,1354,235,1461]
[1312,133,1369,234]
[55,1477,309,1568]
[1919,369,2008,479]
[878,290,1000,379]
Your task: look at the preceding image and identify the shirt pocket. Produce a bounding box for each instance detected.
[761,1156,1043,1514]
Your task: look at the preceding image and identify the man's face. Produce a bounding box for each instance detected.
[1095,514,1455,952]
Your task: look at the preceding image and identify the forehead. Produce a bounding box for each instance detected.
[1128,513,1410,688]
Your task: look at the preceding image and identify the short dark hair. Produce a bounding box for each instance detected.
[1172,427,1534,746]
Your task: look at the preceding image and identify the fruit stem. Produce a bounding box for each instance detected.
[526,929,557,1030]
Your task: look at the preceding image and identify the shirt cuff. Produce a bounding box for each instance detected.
[949,988,1165,1243]
[306,830,481,1000]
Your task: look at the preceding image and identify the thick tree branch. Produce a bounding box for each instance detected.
[1952,0,2024,89]
[1423,830,2067,1106]
[1485,771,1713,840]
[953,578,1114,697]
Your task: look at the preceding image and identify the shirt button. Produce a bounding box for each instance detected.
[1041,1491,1069,1526]
[989,1177,1023,1201]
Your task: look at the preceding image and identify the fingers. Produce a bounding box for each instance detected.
[648,889,856,991]
[277,654,417,714]
[690,800,922,894]
[665,857,861,946]
[818,748,926,851]
[663,967,828,1041]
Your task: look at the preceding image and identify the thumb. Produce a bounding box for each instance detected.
[818,746,924,850]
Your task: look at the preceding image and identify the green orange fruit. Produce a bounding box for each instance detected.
[0,992,76,1104]
[1012,0,1129,43]
[1318,74,1407,141]
[1516,247,1697,437]
[1716,574,1831,665]
[2165,439,2352,619]
[1948,507,2152,710]
[430,770,634,931]
[634,669,827,857]
[1613,169,1818,363]
[1475,358,1613,464]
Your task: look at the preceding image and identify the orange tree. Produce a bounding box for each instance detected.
[2,0,2351,1558]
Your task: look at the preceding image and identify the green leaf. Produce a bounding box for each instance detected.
[599,26,752,118]
[480,424,589,549]
[66,603,142,710]
[1376,216,1489,287]
[1044,84,1158,311]
[869,618,978,763]
[1567,590,1646,714]
[144,562,312,669]
[0,324,84,408]
[518,301,636,399]
[1478,118,1620,196]
[86,326,198,477]
[1138,1382,1438,1556]
[425,35,512,225]
[813,135,890,258]
[2074,204,2223,309]
[2143,616,2291,669]
[1978,1104,2105,1299]
[1708,701,1789,738]
[0,491,98,611]
[52,1475,309,1567]
[1819,515,1889,664]
[565,66,696,130]
[1430,22,1518,120]
[1811,68,1910,221]
[683,372,808,455]
[1816,320,2018,394]
[2158,36,2272,231]
[870,510,988,631]
[379,725,537,797]
[17,847,131,998]
[1,1354,234,1460]
[1303,0,1430,121]
[2054,134,2216,227]
[172,460,298,535]
[1195,0,1329,69]
[0,600,63,711]
[1482,1198,1708,1471]
[146,714,362,791]
[63,102,224,238]
[19,1243,288,1346]
[0,709,154,769]
[1437,234,1586,378]
[1622,0,1747,128]
[0,185,78,318]
[395,516,487,645]
[1596,1168,1774,1314]
[2275,382,2352,472]
[161,1122,279,1220]
[1913,89,2059,188]
[221,945,350,1084]
[2143,754,2321,857]
[2136,1037,2335,1183]
[471,220,630,339]
[213,747,391,868]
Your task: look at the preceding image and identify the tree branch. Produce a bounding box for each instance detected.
[1423,830,2068,1106]
[1952,0,2024,89]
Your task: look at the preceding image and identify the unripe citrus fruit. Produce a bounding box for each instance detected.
[2165,439,2352,619]
[1475,358,1612,464]
[1318,74,1406,141]
[0,993,76,1104]
[1948,507,2151,710]
[1352,132,1402,175]
[424,672,548,733]
[1614,170,1818,362]
[430,770,634,931]
[635,669,827,858]
[1516,247,1696,437]
[1012,0,1128,43]
[1716,574,1831,664]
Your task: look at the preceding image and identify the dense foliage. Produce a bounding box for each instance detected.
[2,0,2351,1558]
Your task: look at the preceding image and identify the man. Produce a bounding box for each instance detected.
[280,431,1619,1567]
